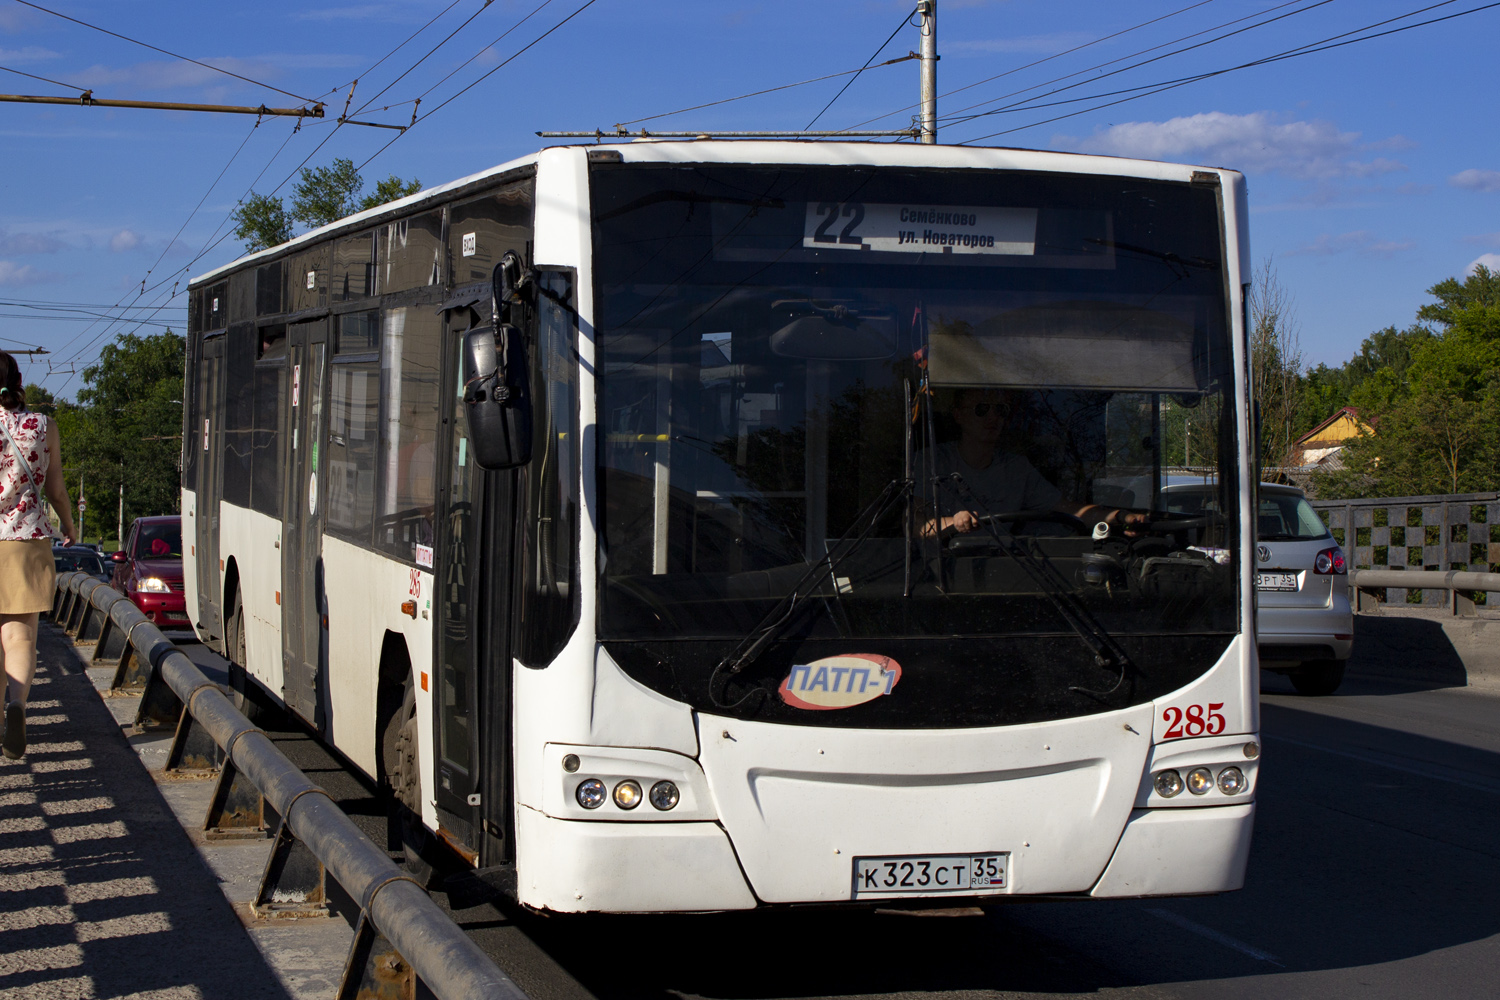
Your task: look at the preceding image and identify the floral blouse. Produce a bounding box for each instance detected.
[0,409,54,541]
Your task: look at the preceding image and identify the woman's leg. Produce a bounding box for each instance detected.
[2,612,39,706]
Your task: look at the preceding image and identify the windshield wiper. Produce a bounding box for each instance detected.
[939,473,1134,699]
[709,477,914,708]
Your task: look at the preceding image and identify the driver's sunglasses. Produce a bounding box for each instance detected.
[971,402,1010,418]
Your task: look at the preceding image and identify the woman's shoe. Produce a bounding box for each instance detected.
[2,703,24,760]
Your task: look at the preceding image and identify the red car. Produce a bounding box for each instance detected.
[111,515,189,629]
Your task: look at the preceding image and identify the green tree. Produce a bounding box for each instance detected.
[290,157,364,229]
[1314,267,1500,499]
[1248,258,1304,477]
[23,382,56,416]
[67,330,186,542]
[231,192,294,253]
[359,173,422,212]
[1416,264,1500,327]
[228,160,421,253]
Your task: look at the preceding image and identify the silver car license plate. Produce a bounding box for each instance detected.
[1256,571,1298,591]
[852,853,1007,896]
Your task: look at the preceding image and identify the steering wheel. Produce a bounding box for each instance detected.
[946,509,1090,549]
[1135,513,1214,533]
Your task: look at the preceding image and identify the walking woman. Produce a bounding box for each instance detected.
[0,351,74,759]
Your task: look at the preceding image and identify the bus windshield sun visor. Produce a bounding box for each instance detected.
[926,301,1204,392]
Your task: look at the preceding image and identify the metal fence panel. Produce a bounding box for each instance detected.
[1309,492,1500,607]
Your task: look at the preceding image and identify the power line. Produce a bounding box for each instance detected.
[12,0,319,104]
[0,62,88,92]
[936,0,1344,129]
[952,0,1463,129]
[956,0,1500,143]
[348,0,501,119]
[836,0,1228,133]
[411,0,560,106]
[616,55,916,129]
[351,0,468,93]
[51,119,303,368]
[806,7,916,130]
[0,298,184,310]
[357,0,600,172]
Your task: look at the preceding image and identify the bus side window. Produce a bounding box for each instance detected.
[326,362,380,541]
[515,271,579,668]
[375,304,442,560]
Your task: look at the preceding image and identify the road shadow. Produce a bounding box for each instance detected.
[1341,612,1470,690]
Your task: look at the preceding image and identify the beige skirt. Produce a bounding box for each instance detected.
[0,539,57,614]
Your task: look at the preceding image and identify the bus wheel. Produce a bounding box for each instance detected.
[1289,659,1346,696]
[225,599,282,722]
[389,682,421,813]
[225,596,265,722]
[383,679,434,885]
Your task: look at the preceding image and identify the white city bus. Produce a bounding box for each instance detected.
[182,141,1259,912]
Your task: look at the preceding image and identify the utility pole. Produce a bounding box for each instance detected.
[918,0,938,143]
[117,479,124,547]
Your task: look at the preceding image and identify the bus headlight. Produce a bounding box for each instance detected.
[1186,767,1214,795]
[575,779,606,809]
[1217,766,1246,795]
[612,780,643,810]
[648,780,680,811]
[1153,770,1183,798]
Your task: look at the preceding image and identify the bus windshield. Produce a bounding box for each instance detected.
[592,164,1240,724]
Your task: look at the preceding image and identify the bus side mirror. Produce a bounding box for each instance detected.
[462,324,533,469]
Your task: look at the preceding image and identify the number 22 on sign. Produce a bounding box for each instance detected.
[1161,703,1225,740]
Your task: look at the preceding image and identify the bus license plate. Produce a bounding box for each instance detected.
[852,853,1007,896]
[1256,571,1298,592]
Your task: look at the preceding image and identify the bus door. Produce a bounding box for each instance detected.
[281,319,330,728]
[433,293,517,863]
[195,334,225,637]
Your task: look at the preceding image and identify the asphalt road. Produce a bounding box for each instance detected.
[175,642,1500,999]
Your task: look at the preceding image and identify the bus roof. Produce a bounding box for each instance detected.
[191,141,1244,288]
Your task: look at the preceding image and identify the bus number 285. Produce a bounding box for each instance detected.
[1161,703,1226,739]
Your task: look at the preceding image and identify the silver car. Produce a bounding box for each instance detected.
[1160,481,1352,695]
[1252,484,1352,694]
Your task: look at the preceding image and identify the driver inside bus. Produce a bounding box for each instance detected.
[922,388,1148,538]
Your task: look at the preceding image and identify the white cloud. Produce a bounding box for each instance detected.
[1467,253,1500,276]
[0,260,60,286]
[1463,232,1500,246]
[1450,169,1500,193]
[0,229,66,254]
[1065,111,1407,180]
[0,46,61,64]
[109,230,140,253]
[1286,231,1415,259]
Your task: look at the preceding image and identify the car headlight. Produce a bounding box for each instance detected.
[136,577,170,593]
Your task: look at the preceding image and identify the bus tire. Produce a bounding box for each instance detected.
[1289,658,1345,696]
[389,682,421,814]
[225,595,281,724]
[382,678,435,885]
[225,596,264,722]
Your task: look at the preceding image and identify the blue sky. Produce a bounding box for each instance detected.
[2,0,1497,397]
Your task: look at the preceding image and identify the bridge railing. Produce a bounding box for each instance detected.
[1309,491,1500,612]
[50,571,528,1000]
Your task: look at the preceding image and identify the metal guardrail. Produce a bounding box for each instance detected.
[1347,568,1500,617]
[50,571,527,1000]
